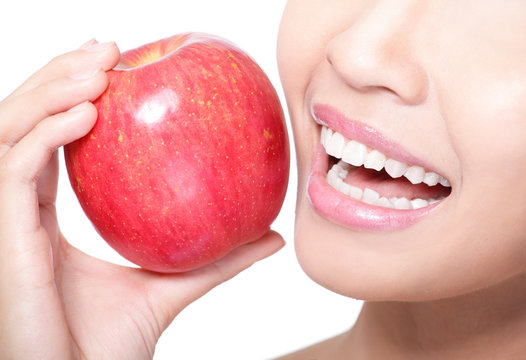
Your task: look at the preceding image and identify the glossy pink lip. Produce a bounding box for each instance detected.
[307,104,444,231]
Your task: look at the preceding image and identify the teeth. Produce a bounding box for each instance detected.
[342,140,367,167]
[393,197,412,210]
[363,150,386,171]
[423,172,440,186]
[362,188,380,205]
[384,159,407,178]
[320,126,451,188]
[349,185,364,200]
[439,177,450,187]
[404,166,425,184]
[326,162,445,210]
[321,125,451,210]
[324,127,334,148]
[410,198,429,209]
[327,164,363,201]
[377,197,394,209]
[326,131,345,158]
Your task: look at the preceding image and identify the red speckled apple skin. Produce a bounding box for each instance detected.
[64,33,289,273]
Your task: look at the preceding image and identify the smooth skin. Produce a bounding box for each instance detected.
[277,0,526,359]
[0,40,284,359]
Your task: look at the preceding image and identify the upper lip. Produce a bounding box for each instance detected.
[311,103,449,181]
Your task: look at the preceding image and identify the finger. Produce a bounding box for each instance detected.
[0,102,96,296]
[4,40,119,101]
[37,150,61,252]
[145,231,286,324]
[0,68,107,156]
[0,101,97,194]
[37,150,59,209]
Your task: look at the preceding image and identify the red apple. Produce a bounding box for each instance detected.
[64,33,289,273]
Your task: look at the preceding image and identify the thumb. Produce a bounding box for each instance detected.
[144,231,285,327]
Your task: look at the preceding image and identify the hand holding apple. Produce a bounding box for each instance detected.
[0,34,286,360]
[64,33,290,273]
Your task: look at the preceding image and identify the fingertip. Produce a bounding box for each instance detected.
[0,101,98,185]
[63,101,98,137]
[262,230,286,254]
[112,44,122,71]
[102,41,121,71]
[67,100,95,114]
[79,38,98,50]
[267,229,286,244]
[90,41,121,71]
[93,67,110,96]
[76,40,120,72]
[218,230,286,270]
[71,67,110,102]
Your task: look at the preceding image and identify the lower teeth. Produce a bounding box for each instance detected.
[327,161,442,210]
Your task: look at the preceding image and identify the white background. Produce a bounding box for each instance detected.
[0,1,363,359]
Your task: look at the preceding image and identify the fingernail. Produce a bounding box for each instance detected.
[79,38,98,49]
[69,67,101,80]
[67,102,90,113]
[82,41,115,53]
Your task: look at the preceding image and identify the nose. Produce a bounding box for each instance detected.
[325,1,429,105]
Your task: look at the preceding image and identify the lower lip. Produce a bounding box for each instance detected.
[307,145,441,231]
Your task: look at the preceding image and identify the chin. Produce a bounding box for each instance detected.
[293,187,526,303]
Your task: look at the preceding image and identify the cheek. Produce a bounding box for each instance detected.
[438,70,526,212]
[277,3,321,101]
[277,0,357,119]
[430,20,526,266]
[277,3,328,198]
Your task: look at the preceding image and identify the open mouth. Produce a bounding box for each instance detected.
[322,126,452,210]
[306,104,452,230]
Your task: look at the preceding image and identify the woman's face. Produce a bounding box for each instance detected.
[277,0,526,301]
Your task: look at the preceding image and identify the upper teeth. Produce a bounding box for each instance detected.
[321,126,450,187]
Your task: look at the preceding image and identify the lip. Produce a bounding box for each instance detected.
[307,104,444,231]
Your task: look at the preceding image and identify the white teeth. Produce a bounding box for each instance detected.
[349,185,364,201]
[327,166,363,201]
[393,197,412,210]
[410,198,429,210]
[321,126,451,209]
[362,188,380,205]
[363,150,386,171]
[334,163,349,178]
[320,126,451,188]
[324,127,334,148]
[342,140,367,167]
[423,172,440,186]
[377,197,394,209]
[404,166,425,185]
[337,181,353,196]
[326,131,345,158]
[326,162,445,210]
[327,168,340,189]
[384,159,407,178]
[439,177,450,187]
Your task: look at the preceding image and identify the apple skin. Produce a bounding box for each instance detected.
[64,33,289,273]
